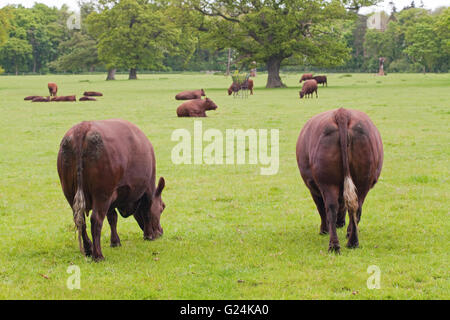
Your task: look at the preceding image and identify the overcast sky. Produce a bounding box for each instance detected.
[1,0,449,13]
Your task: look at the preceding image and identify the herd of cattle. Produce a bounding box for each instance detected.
[24,83,103,102]
[49,73,383,261]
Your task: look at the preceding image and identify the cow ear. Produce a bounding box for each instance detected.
[155,177,165,197]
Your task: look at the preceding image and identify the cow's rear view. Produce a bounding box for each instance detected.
[296,108,383,253]
[57,119,166,261]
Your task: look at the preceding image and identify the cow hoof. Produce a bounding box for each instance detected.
[336,222,345,228]
[328,244,341,254]
[319,230,328,235]
[110,242,121,248]
[346,241,359,249]
[92,255,105,262]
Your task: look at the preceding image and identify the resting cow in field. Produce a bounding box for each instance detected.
[52,95,76,102]
[299,73,313,83]
[176,98,218,117]
[313,75,327,87]
[79,96,97,101]
[24,96,41,101]
[299,80,318,99]
[32,96,51,102]
[57,119,166,261]
[48,83,58,97]
[228,79,254,96]
[175,89,206,100]
[83,91,103,97]
[296,108,383,253]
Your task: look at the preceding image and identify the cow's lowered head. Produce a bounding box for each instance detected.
[204,97,218,110]
[147,177,166,240]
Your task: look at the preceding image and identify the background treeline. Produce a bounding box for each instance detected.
[0,1,448,78]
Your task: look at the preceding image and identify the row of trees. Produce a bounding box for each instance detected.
[0,1,448,87]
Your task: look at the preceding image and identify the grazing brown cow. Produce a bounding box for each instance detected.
[79,96,97,101]
[48,83,58,97]
[57,119,166,261]
[299,80,318,99]
[228,79,254,96]
[24,96,41,101]
[176,98,218,117]
[175,89,206,100]
[296,108,383,253]
[83,91,103,97]
[51,95,76,102]
[313,75,327,87]
[32,96,51,102]
[299,73,313,83]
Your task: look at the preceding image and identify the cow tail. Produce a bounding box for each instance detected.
[72,129,87,254]
[335,108,359,227]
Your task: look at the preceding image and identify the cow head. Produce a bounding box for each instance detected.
[201,89,206,96]
[228,87,232,95]
[299,91,305,99]
[147,177,166,240]
[204,98,218,110]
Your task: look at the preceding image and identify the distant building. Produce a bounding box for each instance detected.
[366,11,390,31]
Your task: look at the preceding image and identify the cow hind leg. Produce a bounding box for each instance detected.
[322,187,341,254]
[90,201,110,261]
[311,193,328,235]
[80,223,92,256]
[346,204,360,248]
[337,198,346,228]
[107,208,121,247]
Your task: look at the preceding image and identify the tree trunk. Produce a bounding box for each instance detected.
[106,68,116,80]
[266,57,286,88]
[226,48,231,76]
[129,68,137,80]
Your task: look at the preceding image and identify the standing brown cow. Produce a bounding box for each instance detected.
[296,108,383,253]
[57,119,166,261]
[299,73,313,83]
[48,83,58,97]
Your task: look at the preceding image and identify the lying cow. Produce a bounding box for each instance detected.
[176,98,218,117]
[48,82,58,97]
[32,96,51,102]
[57,119,166,261]
[296,108,383,253]
[227,79,254,96]
[313,75,327,87]
[83,91,103,97]
[24,96,41,101]
[299,79,318,99]
[299,73,313,83]
[79,96,97,101]
[51,95,76,102]
[175,89,206,100]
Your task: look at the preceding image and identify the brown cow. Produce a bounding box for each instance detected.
[176,98,218,117]
[175,89,206,100]
[24,96,41,101]
[228,79,254,95]
[48,83,58,97]
[51,95,76,102]
[313,75,327,87]
[299,73,313,83]
[299,80,318,99]
[32,96,51,102]
[79,96,97,101]
[57,119,166,261]
[83,91,103,97]
[296,108,383,253]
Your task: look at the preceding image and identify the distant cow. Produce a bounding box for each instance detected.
[313,75,327,87]
[299,80,318,99]
[57,119,166,261]
[296,108,383,253]
[79,96,97,101]
[299,73,313,83]
[176,98,218,117]
[228,79,254,96]
[24,96,41,101]
[32,96,51,102]
[175,89,206,100]
[52,95,76,102]
[48,83,58,97]
[83,91,103,97]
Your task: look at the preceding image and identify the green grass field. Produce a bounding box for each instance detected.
[0,72,449,299]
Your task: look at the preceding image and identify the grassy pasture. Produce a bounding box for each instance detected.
[0,72,448,299]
